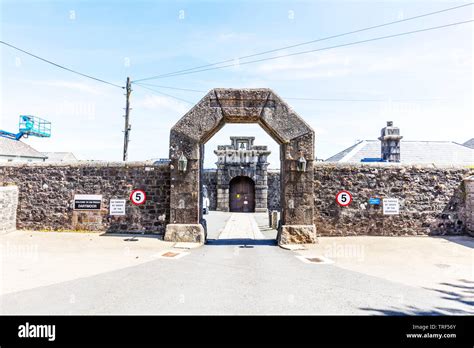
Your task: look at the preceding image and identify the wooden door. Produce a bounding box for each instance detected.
[229,176,255,212]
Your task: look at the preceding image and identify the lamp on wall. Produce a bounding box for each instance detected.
[297,153,307,172]
[178,153,188,173]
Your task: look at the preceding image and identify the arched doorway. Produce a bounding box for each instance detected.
[229,176,255,212]
[165,88,316,245]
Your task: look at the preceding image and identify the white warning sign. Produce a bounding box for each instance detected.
[110,199,126,216]
[383,198,399,215]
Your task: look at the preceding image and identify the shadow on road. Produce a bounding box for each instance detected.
[206,238,277,246]
[100,232,164,240]
[359,279,474,315]
[431,235,474,249]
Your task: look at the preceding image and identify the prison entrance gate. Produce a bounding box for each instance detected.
[229,176,255,212]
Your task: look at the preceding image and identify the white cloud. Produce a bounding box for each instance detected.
[217,32,255,42]
[366,57,400,73]
[258,53,346,72]
[254,51,361,80]
[252,39,473,81]
[24,79,106,95]
[134,94,189,114]
[313,126,328,136]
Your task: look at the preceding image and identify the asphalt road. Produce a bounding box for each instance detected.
[1,212,472,315]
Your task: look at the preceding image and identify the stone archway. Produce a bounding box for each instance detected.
[164,88,316,245]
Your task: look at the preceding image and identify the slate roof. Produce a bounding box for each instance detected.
[0,137,47,159]
[42,152,77,162]
[326,140,474,165]
[324,142,361,162]
[463,138,474,149]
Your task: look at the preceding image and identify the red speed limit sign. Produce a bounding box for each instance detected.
[130,189,147,205]
[336,190,352,207]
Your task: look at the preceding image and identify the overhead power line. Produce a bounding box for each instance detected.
[133,83,195,104]
[134,82,442,103]
[284,97,441,102]
[0,40,124,89]
[132,19,473,81]
[133,3,473,82]
[133,82,205,93]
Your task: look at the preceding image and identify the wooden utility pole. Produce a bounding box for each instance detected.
[123,77,131,161]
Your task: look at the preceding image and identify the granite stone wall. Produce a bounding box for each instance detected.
[313,163,473,236]
[0,185,18,234]
[209,164,472,236]
[267,170,281,211]
[464,176,474,236]
[1,162,472,237]
[202,169,217,210]
[0,162,170,234]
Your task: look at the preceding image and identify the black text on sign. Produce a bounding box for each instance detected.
[130,190,147,205]
[336,190,352,207]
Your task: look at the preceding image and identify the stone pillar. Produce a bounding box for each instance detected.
[465,176,474,236]
[271,210,279,230]
[255,186,268,212]
[216,187,229,212]
[278,134,317,245]
[165,135,205,243]
[0,186,18,234]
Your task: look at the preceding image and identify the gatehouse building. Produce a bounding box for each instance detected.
[214,136,271,213]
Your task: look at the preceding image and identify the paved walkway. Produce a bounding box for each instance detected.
[217,213,266,240]
[0,230,172,295]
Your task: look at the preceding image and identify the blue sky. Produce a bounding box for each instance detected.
[0,0,472,168]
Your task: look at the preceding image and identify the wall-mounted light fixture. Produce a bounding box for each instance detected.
[178,153,188,173]
[297,153,307,172]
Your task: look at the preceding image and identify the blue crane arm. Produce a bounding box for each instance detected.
[0,130,24,140]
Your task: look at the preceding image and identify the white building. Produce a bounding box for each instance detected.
[0,137,47,163]
[326,122,474,165]
[42,152,77,162]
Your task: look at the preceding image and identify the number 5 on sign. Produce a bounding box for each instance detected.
[130,189,147,205]
[336,190,352,207]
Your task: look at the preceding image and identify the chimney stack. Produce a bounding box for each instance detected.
[379,121,402,162]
